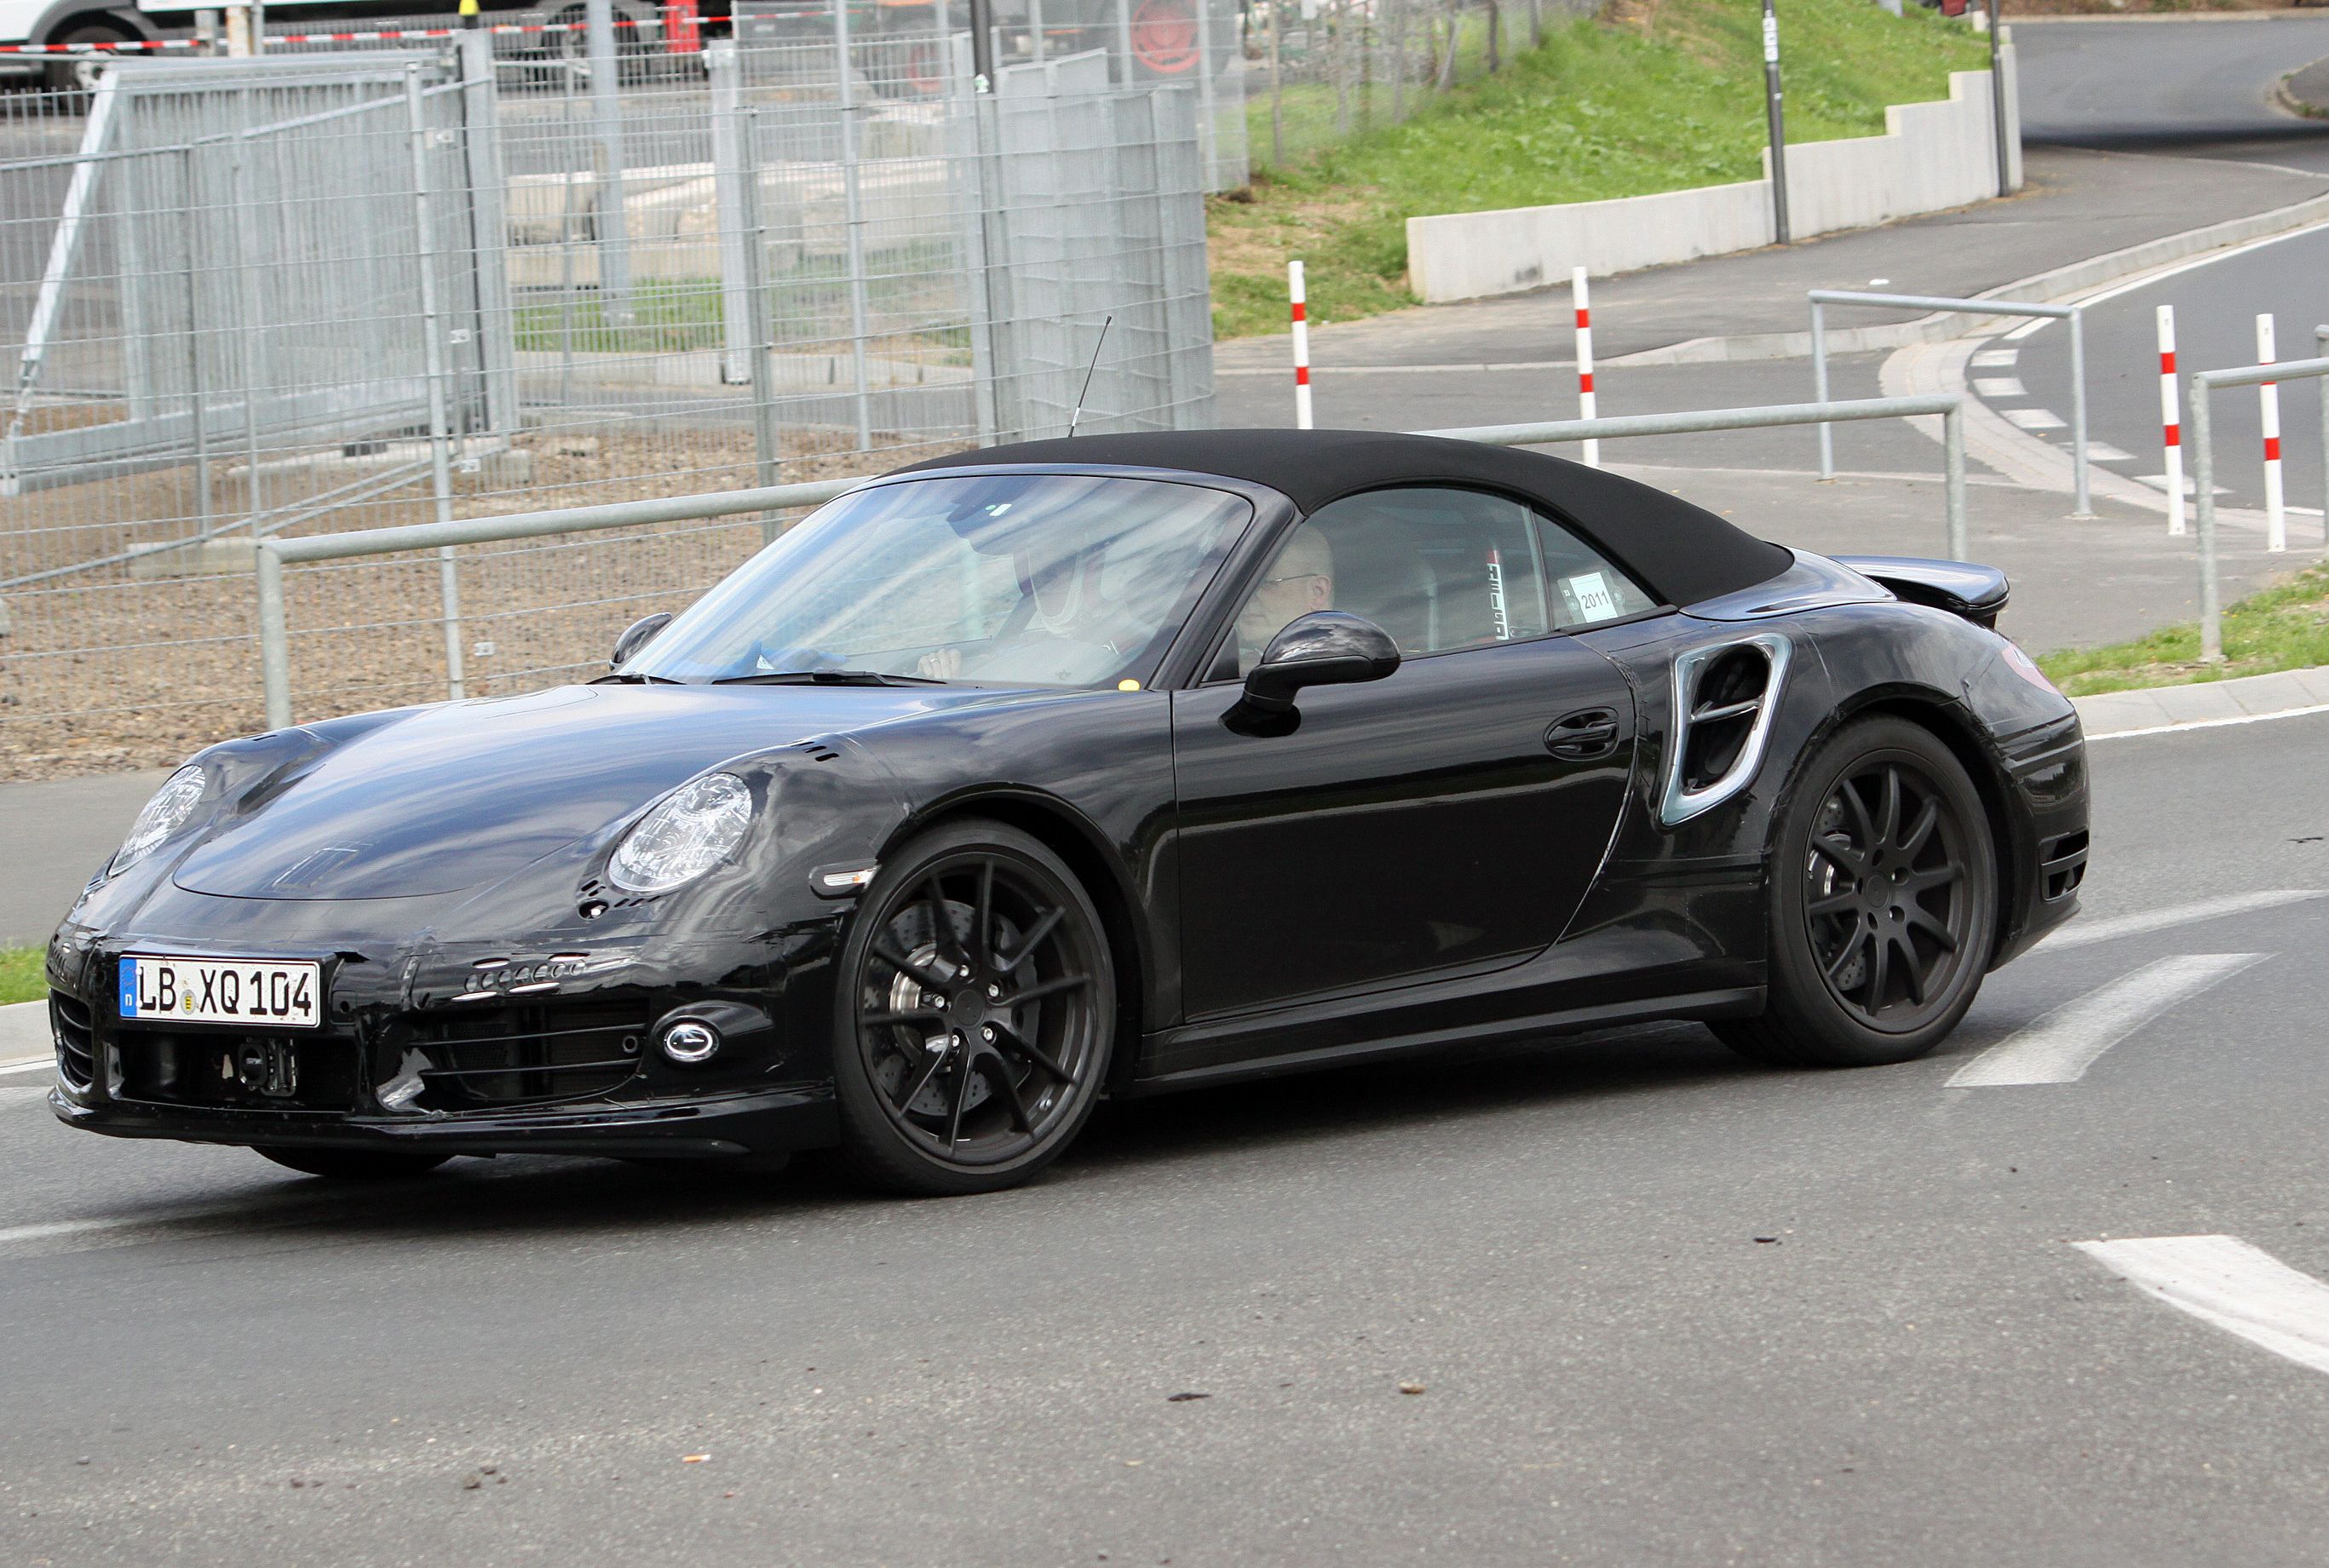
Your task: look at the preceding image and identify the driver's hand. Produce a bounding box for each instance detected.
[917,646,963,680]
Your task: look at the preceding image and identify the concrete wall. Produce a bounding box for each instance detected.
[1406,57,2021,304]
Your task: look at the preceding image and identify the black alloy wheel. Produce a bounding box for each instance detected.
[254,1146,453,1180]
[1717,716,1997,1069]
[43,23,135,105]
[832,819,1115,1195]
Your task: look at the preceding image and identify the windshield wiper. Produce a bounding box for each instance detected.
[593,671,684,685]
[710,669,948,687]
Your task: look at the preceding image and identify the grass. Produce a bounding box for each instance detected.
[2039,566,2329,697]
[1209,0,1992,338]
[0,946,45,1008]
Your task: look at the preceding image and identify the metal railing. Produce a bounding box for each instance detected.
[1809,289,2090,517]
[2187,327,2329,663]
[252,392,1967,728]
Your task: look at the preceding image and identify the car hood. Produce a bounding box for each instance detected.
[171,683,979,900]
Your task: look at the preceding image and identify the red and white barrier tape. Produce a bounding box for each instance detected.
[0,16,646,53]
[2259,313,2286,553]
[1289,259,1313,432]
[2158,304,2184,538]
[1573,265,1598,468]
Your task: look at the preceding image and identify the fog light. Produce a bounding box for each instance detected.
[659,1019,721,1065]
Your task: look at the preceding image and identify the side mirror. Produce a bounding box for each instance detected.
[611,612,673,669]
[1239,611,1400,718]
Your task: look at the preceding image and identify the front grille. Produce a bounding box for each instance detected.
[399,1002,646,1111]
[51,993,94,1091]
[113,1028,364,1111]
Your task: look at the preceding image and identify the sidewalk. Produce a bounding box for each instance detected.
[1216,145,2329,372]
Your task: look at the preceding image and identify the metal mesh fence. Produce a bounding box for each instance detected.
[0,13,1229,776]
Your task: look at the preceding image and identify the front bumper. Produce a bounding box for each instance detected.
[51,1081,837,1159]
[1991,711,2089,967]
[43,913,851,1159]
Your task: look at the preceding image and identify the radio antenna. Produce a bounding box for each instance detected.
[1067,315,1113,438]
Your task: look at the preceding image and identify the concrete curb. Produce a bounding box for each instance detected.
[2279,55,2329,119]
[2073,664,2329,738]
[1608,187,2329,368]
[1,998,48,1067]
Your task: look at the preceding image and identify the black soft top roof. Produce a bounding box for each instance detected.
[898,428,1794,609]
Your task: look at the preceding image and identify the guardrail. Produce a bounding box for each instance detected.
[1809,289,2090,517]
[2186,329,2329,663]
[254,393,1967,728]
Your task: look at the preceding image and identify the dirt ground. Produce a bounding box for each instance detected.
[0,424,963,782]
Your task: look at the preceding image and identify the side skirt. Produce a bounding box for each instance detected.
[1118,986,1765,1097]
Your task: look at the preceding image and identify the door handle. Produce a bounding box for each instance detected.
[1545,706,1621,761]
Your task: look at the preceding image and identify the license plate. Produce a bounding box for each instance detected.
[118,956,321,1029]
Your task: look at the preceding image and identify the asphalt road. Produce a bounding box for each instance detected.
[2009,221,2329,519]
[2016,13,2329,173]
[3,710,2329,1566]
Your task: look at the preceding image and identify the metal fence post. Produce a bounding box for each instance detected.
[585,0,634,328]
[181,145,215,542]
[1811,296,1831,480]
[2192,386,2222,663]
[2069,304,2091,516]
[834,0,876,450]
[736,106,784,542]
[2318,325,2329,563]
[406,64,465,703]
[256,541,291,730]
[708,42,752,386]
[1943,400,1967,560]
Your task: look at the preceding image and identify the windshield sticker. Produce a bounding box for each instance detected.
[1565,571,1618,623]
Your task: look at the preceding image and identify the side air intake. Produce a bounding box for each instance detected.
[1659,634,1791,826]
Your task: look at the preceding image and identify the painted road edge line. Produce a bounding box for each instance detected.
[2035,889,2326,952]
[2085,700,2329,741]
[1947,952,2267,1087]
[0,1058,55,1077]
[2076,1235,2329,1378]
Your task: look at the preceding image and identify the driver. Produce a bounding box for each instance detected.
[917,546,1141,685]
[1234,526,1335,671]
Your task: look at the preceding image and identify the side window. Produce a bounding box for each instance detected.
[1224,487,1553,675]
[1533,510,1658,629]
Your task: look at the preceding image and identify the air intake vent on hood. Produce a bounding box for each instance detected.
[1659,634,1791,827]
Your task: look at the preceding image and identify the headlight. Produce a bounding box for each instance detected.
[608,773,755,893]
[110,764,207,876]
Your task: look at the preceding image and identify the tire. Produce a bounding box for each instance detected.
[547,1,659,85]
[42,21,133,106]
[254,1146,453,1180]
[831,818,1116,1196]
[1716,716,1998,1070]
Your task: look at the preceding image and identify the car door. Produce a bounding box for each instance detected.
[1169,485,1652,1022]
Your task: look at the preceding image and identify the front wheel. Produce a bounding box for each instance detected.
[832,819,1115,1195]
[254,1146,453,1180]
[1716,716,1997,1069]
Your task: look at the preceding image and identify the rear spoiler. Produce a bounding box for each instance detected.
[1833,555,2009,630]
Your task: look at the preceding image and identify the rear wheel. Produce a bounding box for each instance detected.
[1716,716,1997,1069]
[832,819,1115,1195]
[254,1146,452,1180]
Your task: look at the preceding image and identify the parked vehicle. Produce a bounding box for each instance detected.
[46,430,2088,1195]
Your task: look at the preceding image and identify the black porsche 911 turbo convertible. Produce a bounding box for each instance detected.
[45,429,2088,1194]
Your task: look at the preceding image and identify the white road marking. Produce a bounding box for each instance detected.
[2038,890,2326,950]
[1946,952,2266,1087]
[2136,473,2228,496]
[1970,348,2019,367]
[2076,1235,2329,1378]
[2093,703,2329,740]
[1973,377,2028,397]
[2066,217,2329,313]
[0,1215,151,1248]
[2082,442,2137,463]
[0,1057,55,1077]
[2004,315,2052,342]
[2003,407,2067,430]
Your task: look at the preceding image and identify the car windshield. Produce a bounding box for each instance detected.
[622,474,1255,690]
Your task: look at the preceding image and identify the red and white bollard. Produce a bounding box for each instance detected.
[2258,313,2286,553]
[1573,266,1599,468]
[2158,305,2185,537]
[1289,260,1314,431]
